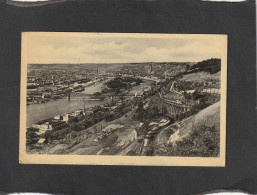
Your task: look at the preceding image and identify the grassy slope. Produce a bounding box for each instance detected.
[179,71,220,82]
[59,110,139,155]
[154,101,220,157]
[177,101,220,139]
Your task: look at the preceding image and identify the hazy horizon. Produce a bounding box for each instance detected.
[28,61,199,65]
[24,33,224,64]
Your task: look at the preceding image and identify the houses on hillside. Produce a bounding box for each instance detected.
[30,108,87,135]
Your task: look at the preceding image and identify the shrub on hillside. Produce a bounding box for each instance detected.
[169,124,220,157]
[69,123,82,132]
[44,129,69,142]
[26,130,40,145]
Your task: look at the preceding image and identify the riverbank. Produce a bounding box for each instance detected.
[26,96,107,127]
[26,79,152,127]
[26,79,111,127]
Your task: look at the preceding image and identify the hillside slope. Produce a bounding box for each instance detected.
[188,58,221,74]
[171,101,220,142]
[154,101,220,157]
[179,71,220,82]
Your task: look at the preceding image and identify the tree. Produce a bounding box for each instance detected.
[26,130,39,145]
[161,106,168,116]
[184,92,192,100]
[44,130,52,142]
[68,117,79,124]
[70,123,82,132]
[104,113,115,122]
[132,99,146,121]
[137,99,144,110]
[148,105,160,119]
[70,131,78,139]
[141,121,150,134]
[27,127,39,132]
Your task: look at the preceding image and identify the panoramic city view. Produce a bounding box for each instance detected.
[23,33,224,158]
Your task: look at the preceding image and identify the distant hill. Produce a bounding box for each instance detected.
[179,71,220,82]
[188,58,221,74]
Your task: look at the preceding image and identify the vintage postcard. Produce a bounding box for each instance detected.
[19,32,227,166]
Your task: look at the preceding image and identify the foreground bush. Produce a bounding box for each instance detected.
[154,124,219,157]
[170,125,220,157]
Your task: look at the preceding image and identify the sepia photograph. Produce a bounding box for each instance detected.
[19,32,227,166]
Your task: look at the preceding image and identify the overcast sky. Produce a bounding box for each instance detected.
[25,33,225,64]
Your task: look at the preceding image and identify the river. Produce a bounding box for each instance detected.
[26,80,108,127]
[26,79,152,127]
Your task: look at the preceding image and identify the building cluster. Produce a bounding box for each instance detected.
[32,109,86,135]
[26,63,190,105]
[26,65,101,104]
[105,62,188,80]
